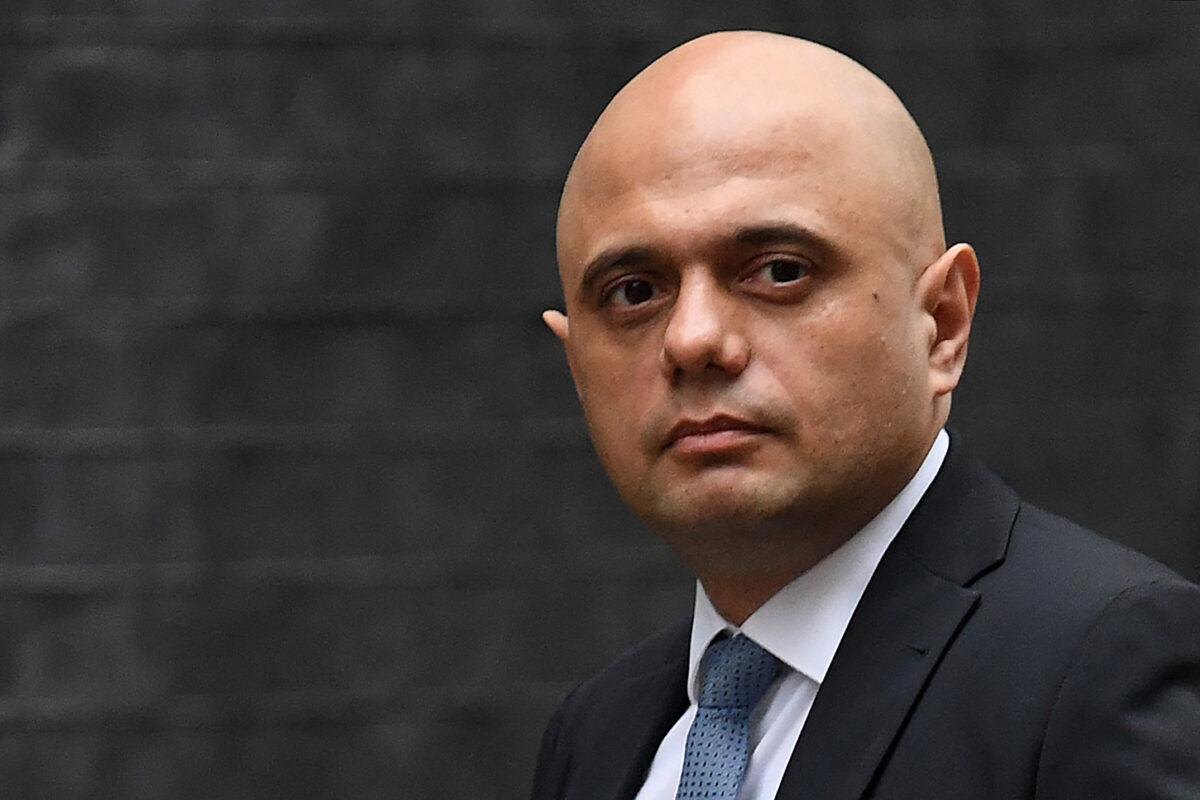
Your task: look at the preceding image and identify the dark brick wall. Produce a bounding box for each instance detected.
[0,5,1196,798]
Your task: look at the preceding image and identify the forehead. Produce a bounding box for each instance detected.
[578,92,838,199]
[558,115,900,283]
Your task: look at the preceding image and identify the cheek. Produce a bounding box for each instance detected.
[760,297,916,424]
[570,339,661,447]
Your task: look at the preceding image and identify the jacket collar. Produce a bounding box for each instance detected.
[775,434,1019,800]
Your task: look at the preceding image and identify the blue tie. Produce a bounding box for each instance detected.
[675,634,782,799]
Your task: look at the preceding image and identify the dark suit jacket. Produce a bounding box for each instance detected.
[530,440,1200,799]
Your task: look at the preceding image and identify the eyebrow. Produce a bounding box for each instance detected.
[732,222,839,258]
[578,245,656,298]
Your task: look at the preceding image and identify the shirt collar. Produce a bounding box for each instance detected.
[686,429,949,701]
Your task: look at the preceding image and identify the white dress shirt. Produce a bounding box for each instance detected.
[634,430,949,800]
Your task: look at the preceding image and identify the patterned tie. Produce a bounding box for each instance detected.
[675,634,782,799]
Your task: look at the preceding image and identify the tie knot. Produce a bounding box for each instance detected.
[696,634,781,709]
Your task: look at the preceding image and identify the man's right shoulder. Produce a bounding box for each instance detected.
[558,617,691,714]
[531,619,691,799]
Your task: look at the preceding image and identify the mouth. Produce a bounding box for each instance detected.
[663,414,771,456]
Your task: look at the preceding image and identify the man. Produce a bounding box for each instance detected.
[532,31,1200,800]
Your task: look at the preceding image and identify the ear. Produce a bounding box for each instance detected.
[542,309,570,343]
[916,243,980,397]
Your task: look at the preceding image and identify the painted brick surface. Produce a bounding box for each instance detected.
[0,5,1196,798]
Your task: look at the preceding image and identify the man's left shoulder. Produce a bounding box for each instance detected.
[996,505,1200,795]
[933,495,1200,687]
[999,501,1197,603]
[963,499,1200,678]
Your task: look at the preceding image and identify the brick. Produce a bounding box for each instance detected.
[102,731,245,800]
[34,456,201,563]
[0,456,40,562]
[867,25,1195,153]
[214,192,329,293]
[0,732,97,800]
[0,190,220,297]
[2,46,225,160]
[408,713,551,800]
[176,314,551,425]
[230,724,417,800]
[939,169,1081,281]
[3,723,536,799]
[153,589,421,695]
[15,596,168,700]
[3,554,686,705]
[0,185,564,309]
[4,445,643,565]
[189,446,663,561]
[0,735,33,796]
[193,451,534,559]
[0,311,578,428]
[521,570,692,678]
[313,185,562,308]
[6,590,404,700]
[961,304,1200,402]
[464,565,690,686]
[0,601,26,695]
[1082,175,1200,278]
[0,312,132,428]
[0,730,246,800]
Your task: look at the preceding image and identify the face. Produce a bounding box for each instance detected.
[554,115,941,543]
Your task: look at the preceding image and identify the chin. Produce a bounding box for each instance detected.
[635,471,810,536]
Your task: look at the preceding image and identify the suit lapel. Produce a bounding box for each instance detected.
[775,549,979,800]
[777,438,1020,800]
[610,663,690,800]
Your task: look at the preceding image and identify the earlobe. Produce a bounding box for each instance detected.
[542,310,570,343]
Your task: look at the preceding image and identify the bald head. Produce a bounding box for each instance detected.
[558,31,944,280]
[544,32,980,621]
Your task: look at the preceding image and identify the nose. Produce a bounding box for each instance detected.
[661,273,750,380]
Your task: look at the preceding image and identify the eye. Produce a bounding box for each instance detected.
[753,258,809,285]
[607,278,659,307]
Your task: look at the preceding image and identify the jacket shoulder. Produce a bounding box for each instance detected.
[530,620,689,800]
[1005,502,1191,595]
[557,617,690,719]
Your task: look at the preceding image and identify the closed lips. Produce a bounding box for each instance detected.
[665,416,769,448]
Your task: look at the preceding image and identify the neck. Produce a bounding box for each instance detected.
[688,521,854,624]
